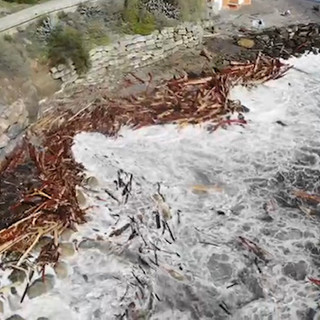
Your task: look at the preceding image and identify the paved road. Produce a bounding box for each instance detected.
[0,0,95,33]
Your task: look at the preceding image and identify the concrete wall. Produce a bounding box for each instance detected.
[50,21,215,85]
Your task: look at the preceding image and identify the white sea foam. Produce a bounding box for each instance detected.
[6,54,320,320]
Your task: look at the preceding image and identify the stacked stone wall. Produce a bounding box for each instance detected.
[50,21,215,84]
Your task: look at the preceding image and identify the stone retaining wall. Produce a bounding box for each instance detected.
[0,21,214,168]
[50,21,214,84]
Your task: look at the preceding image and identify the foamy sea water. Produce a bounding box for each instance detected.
[6,54,320,319]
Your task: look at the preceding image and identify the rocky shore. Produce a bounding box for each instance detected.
[237,23,320,60]
[1,0,320,316]
[0,52,292,320]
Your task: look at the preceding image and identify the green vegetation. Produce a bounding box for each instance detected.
[3,34,14,42]
[47,26,90,74]
[177,0,206,21]
[57,10,68,20]
[21,10,111,72]
[0,0,207,81]
[122,0,156,35]
[85,21,111,48]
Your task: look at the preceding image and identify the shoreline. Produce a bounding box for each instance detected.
[2,19,320,250]
[0,56,290,261]
[5,52,320,319]
[1,2,320,317]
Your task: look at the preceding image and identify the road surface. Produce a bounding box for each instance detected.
[0,0,95,33]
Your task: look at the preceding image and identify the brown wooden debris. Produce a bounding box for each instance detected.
[293,189,320,204]
[0,55,290,269]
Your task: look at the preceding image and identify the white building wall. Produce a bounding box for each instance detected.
[207,0,222,15]
[213,0,223,10]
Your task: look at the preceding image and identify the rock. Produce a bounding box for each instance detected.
[0,300,3,313]
[283,261,308,281]
[5,315,25,320]
[0,134,9,149]
[60,242,75,257]
[35,236,52,250]
[54,261,68,279]
[76,188,86,206]
[93,309,102,318]
[37,318,49,320]
[0,118,10,135]
[238,268,264,299]
[9,269,27,285]
[21,82,39,122]
[7,294,20,312]
[305,241,320,255]
[51,71,63,80]
[7,123,24,140]
[60,228,74,241]
[78,239,98,250]
[257,34,270,43]
[10,287,17,295]
[207,254,233,284]
[84,176,99,188]
[276,229,303,240]
[78,239,114,254]
[296,308,317,320]
[237,38,255,49]
[27,275,55,299]
[177,28,187,35]
[9,100,25,119]
[50,67,58,74]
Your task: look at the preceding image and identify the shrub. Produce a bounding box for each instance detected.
[122,0,156,35]
[86,21,111,47]
[47,26,90,74]
[57,11,68,20]
[3,34,14,42]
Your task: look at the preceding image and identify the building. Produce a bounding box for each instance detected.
[208,0,252,11]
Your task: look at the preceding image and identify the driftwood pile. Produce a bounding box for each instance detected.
[0,55,291,271]
[238,23,320,60]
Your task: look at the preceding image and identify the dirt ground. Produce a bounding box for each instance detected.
[0,35,59,110]
[203,0,320,57]
[216,0,320,33]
